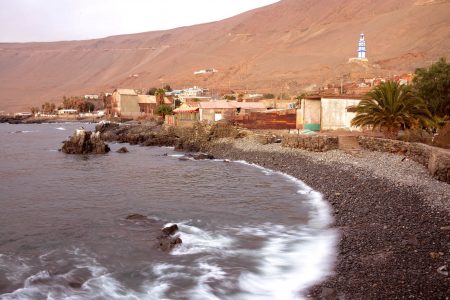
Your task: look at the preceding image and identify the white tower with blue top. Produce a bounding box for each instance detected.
[358,33,367,60]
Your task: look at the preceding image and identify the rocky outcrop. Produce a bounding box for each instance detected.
[157,224,182,252]
[95,121,119,133]
[117,147,129,153]
[282,135,339,152]
[61,129,110,154]
[178,153,215,161]
[125,213,147,220]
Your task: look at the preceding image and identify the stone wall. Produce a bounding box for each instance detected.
[282,135,339,152]
[358,136,450,183]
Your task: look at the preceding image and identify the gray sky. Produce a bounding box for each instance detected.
[0,0,279,43]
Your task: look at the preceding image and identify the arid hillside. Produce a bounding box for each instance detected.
[0,0,449,112]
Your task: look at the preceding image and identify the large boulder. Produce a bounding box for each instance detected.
[61,129,110,154]
[157,224,182,252]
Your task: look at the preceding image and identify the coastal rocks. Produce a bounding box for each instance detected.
[255,134,282,145]
[61,129,110,154]
[117,146,129,153]
[95,121,119,133]
[157,224,182,252]
[282,135,339,152]
[178,153,215,161]
[437,265,449,276]
[125,213,147,220]
[0,116,31,124]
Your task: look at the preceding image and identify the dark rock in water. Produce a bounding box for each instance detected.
[193,153,215,160]
[158,236,182,252]
[61,129,110,154]
[95,121,119,133]
[117,147,129,153]
[161,224,179,235]
[126,213,147,220]
[178,153,214,161]
[68,282,83,289]
[157,224,182,252]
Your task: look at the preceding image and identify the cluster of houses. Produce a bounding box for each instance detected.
[105,86,367,132]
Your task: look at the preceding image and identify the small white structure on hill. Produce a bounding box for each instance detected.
[194,69,218,75]
[349,33,368,63]
[358,33,367,59]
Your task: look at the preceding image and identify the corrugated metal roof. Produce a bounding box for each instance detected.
[138,95,156,104]
[116,89,137,95]
[199,101,236,109]
[236,102,266,109]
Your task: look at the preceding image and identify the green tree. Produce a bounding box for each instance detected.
[41,102,56,114]
[351,81,433,139]
[148,87,157,95]
[413,57,450,117]
[295,93,306,108]
[263,93,275,99]
[30,107,39,115]
[155,104,173,119]
[163,84,173,92]
[155,88,166,106]
[223,95,236,100]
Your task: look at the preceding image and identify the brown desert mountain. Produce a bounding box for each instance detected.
[0,0,449,112]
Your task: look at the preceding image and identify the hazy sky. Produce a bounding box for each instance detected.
[0,0,279,43]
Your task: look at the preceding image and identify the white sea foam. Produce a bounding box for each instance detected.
[171,223,234,256]
[56,127,66,131]
[9,130,35,134]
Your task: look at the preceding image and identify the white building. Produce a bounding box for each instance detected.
[194,68,218,75]
[58,109,78,115]
[84,94,99,100]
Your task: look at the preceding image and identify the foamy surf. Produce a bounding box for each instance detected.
[0,155,336,300]
[56,127,66,131]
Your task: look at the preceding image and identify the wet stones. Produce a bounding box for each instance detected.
[117,146,129,153]
[125,213,147,220]
[178,153,215,161]
[158,224,182,252]
[161,224,179,235]
[61,129,110,154]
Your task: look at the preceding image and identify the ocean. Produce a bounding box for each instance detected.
[0,123,336,300]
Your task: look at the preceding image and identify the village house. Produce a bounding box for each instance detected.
[111,89,172,118]
[297,95,363,131]
[198,101,266,123]
[57,109,78,115]
[170,103,200,127]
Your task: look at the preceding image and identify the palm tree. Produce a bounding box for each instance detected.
[155,104,173,119]
[351,81,433,139]
[155,88,166,106]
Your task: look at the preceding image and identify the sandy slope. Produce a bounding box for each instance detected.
[0,0,449,112]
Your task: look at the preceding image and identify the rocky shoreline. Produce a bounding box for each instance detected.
[100,123,450,298]
[207,140,450,299]
[0,116,100,124]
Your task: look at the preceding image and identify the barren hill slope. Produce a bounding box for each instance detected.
[0,0,449,112]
